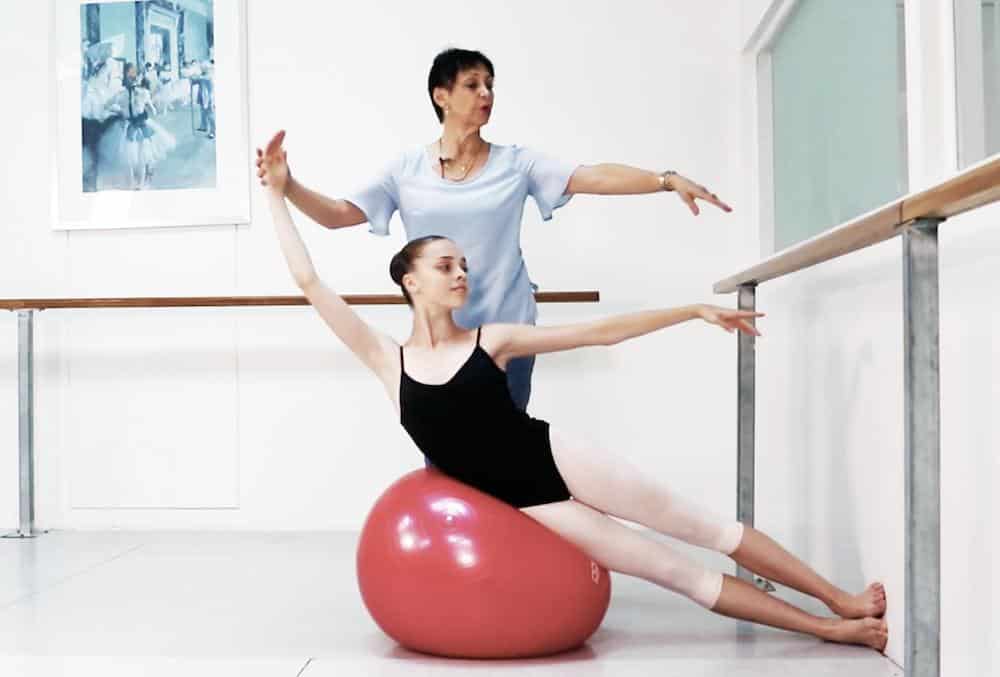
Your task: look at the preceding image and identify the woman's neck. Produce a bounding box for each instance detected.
[438,123,486,164]
[408,306,466,349]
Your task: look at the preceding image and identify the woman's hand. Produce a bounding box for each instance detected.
[666,173,732,216]
[695,304,764,336]
[256,130,290,196]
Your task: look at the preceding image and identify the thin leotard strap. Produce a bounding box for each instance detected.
[399,344,405,369]
[476,326,482,346]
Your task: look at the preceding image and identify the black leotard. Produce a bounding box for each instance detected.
[399,327,572,508]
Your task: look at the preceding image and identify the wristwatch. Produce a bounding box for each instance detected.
[659,170,677,192]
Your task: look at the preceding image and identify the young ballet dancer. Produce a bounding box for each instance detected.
[257,137,888,653]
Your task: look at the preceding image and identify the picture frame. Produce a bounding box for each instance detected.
[52,0,250,230]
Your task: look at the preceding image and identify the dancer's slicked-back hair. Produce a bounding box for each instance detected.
[389,236,449,306]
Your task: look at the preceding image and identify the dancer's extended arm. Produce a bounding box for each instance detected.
[263,147,397,380]
[490,305,763,361]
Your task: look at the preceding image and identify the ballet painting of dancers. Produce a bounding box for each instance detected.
[79,0,217,192]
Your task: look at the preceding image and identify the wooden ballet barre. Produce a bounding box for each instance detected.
[713,154,1000,293]
[0,291,600,311]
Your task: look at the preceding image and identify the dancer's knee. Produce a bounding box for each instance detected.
[662,504,745,555]
[658,559,724,610]
[695,570,725,610]
[714,521,745,555]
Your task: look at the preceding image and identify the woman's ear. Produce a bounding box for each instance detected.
[433,86,448,110]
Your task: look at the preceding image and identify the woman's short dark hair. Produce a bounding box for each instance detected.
[427,48,494,123]
[390,236,449,306]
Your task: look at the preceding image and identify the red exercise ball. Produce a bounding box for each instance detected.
[356,468,611,659]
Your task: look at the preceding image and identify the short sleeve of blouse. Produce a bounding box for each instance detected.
[344,156,401,236]
[515,146,578,221]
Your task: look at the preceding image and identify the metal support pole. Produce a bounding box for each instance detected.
[902,218,942,677]
[736,285,755,583]
[4,310,42,538]
[736,285,773,591]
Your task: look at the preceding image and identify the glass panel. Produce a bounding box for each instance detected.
[770,0,908,251]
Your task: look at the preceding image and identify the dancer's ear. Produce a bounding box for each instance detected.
[402,272,418,298]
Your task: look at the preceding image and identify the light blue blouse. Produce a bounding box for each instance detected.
[346,143,577,327]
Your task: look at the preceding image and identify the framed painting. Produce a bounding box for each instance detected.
[53,0,250,229]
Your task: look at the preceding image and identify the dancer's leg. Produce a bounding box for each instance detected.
[548,426,885,619]
[730,526,886,619]
[524,499,721,609]
[713,573,888,651]
[521,499,887,651]
[548,425,743,551]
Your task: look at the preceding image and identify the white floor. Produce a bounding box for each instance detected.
[0,531,902,676]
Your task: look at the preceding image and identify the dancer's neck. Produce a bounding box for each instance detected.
[408,308,466,349]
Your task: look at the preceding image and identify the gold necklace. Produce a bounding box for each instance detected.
[438,139,484,181]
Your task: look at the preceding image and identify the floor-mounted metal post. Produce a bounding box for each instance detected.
[902,218,943,677]
[736,284,773,592]
[4,310,41,539]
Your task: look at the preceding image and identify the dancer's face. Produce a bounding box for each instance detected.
[436,66,494,126]
[405,239,469,311]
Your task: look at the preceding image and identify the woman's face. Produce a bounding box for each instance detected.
[405,239,469,310]
[438,66,494,125]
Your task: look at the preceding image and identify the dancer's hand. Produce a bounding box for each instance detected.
[695,304,763,336]
[256,130,290,196]
[665,173,732,216]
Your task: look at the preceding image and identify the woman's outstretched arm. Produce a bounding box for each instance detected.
[263,159,398,382]
[256,130,367,229]
[489,304,763,362]
[567,165,732,216]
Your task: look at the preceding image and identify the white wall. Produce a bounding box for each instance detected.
[1,1,746,531]
[738,0,998,672]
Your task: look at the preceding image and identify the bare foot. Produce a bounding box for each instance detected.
[828,617,889,652]
[830,582,886,619]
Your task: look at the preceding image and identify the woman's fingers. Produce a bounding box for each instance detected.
[704,193,733,212]
[678,177,733,214]
[692,186,732,213]
[680,192,699,216]
[264,130,286,157]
